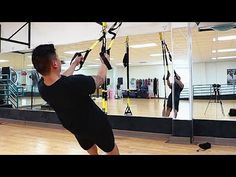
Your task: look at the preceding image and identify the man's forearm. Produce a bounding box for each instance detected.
[97,63,107,80]
[167,79,172,88]
[62,63,77,76]
[175,79,184,88]
[92,63,107,88]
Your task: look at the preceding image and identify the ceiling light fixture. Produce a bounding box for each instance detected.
[130,43,157,48]
[0,60,9,62]
[150,53,163,56]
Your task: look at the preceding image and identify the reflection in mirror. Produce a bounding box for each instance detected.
[0,24,194,120]
[193,25,236,121]
[0,52,46,109]
[170,26,190,120]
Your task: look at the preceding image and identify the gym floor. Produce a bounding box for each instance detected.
[0,119,236,155]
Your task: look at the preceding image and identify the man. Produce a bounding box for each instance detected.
[32,44,119,155]
[163,71,184,118]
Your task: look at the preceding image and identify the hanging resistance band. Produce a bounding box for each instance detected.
[159,32,173,116]
[123,36,132,116]
[70,22,122,71]
[100,22,122,114]
[100,23,109,114]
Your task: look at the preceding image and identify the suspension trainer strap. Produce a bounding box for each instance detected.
[107,22,122,55]
[100,23,108,114]
[123,36,132,116]
[70,22,118,71]
[160,32,168,115]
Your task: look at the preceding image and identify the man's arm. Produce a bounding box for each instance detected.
[92,63,107,88]
[167,79,172,89]
[175,78,184,88]
[62,56,84,76]
[91,53,109,88]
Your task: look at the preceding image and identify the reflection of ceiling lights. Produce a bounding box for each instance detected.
[130,43,157,48]
[150,53,162,56]
[212,48,236,53]
[64,50,83,54]
[213,35,236,41]
[0,60,9,62]
[95,58,114,60]
[212,56,236,60]
[86,64,100,67]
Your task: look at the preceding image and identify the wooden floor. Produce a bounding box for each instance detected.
[21,97,236,121]
[1,119,236,155]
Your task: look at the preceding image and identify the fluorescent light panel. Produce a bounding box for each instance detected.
[0,60,9,62]
[130,43,157,48]
[213,35,236,41]
[95,58,114,60]
[212,48,236,53]
[150,53,163,57]
[86,64,100,67]
[64,50,83,54]
[212,56,236,60]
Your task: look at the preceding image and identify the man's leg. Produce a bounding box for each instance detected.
[106,143,119,155]
[174,110,178,118]
[87,144,98,155]
[74,134,97,155]
[166,107,172,117]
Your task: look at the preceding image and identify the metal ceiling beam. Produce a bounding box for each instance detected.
[0,22,31,49]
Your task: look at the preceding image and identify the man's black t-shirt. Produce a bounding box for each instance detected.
[38,74,107,135]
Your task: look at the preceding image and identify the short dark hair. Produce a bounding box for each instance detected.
[32,44,56,75]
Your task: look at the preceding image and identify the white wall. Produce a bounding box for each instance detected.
[62,64,189,98]
[99,60,236,98]
[193,60,236,85]
[116,65,167,97]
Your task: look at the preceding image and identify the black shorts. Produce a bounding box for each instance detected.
[74,118,115,153]
[167,95,180,112]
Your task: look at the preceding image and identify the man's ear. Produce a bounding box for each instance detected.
[51,59,59,68]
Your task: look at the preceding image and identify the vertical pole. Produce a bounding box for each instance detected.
[28,22,31,48]
[170,23,175,136]
[127,37,130,106]
[0,24,1,53]
[187,23,194,143]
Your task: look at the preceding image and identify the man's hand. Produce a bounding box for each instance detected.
[72,56,84,66]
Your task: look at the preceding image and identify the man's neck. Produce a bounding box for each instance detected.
[43,73,61,86]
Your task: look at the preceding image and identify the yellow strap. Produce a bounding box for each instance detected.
[102,98,105,108]
[89,40,100,50]
[89,22,107,50]
[108,40,114,49]
[126,36,129,43]
[127,97,130,107]
[159,32,163,41]
[102,22,107,28]
[102,99,108,113]
[104,101,108,113]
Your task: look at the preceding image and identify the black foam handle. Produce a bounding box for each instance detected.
[99,52,112,70]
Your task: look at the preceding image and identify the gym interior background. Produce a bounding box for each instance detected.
[0,22,236,149]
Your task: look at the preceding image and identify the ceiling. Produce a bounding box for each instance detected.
[1,25,236,70]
